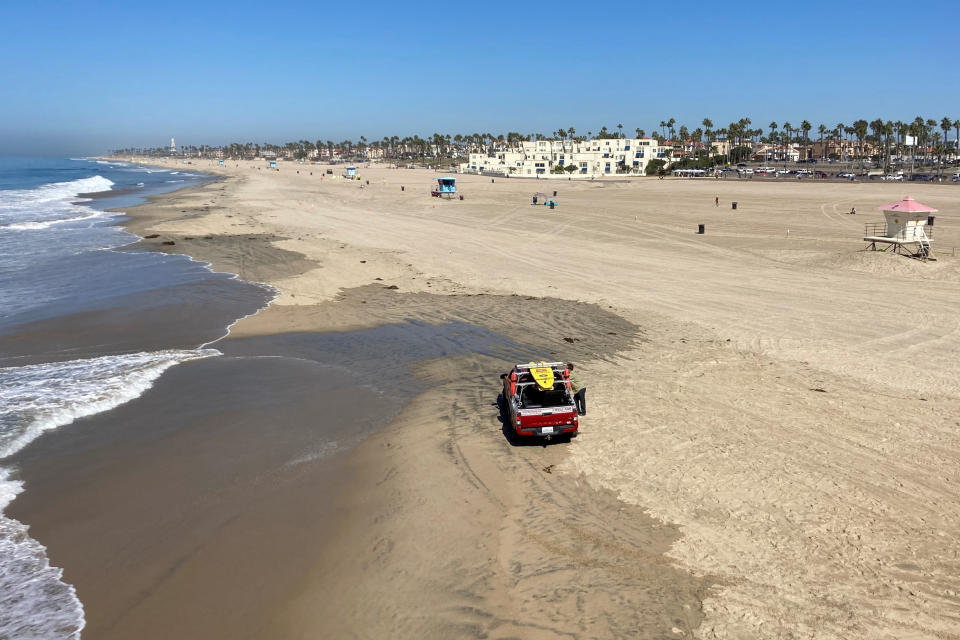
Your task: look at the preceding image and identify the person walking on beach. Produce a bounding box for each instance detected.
[849,207,856,215]
[566,363,586,416]
[715,196,719,207]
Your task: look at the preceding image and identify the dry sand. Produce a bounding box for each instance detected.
[112,157,960,638]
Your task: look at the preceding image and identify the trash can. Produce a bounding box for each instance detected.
[459,195,464,200]
[491,178,495,183]
[732,202,738,210]
[928,216,935,226]
[401,186,405,191]
[532,197,538,205]
[698,224,705,234]
[549,202,555,210]
[553,191,557,196]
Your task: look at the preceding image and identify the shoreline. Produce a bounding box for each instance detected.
[11,153,960,638]
[7,158,714,638]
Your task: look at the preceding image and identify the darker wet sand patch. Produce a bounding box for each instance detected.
[236,283,641,363]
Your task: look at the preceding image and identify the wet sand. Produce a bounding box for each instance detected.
[8,291,711,639]
[0,279,270,367]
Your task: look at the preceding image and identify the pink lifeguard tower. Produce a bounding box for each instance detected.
[863,196,936,260]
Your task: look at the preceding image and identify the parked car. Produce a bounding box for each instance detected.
[883,174,903,181]
[838,172,855,179]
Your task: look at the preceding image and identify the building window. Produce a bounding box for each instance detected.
[604,162,611,173]
[603,153,609,158]
[633,161,640,166]
[624,145,630,150]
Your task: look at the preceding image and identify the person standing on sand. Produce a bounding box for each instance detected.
[567,363,586,416]
[715,196,719,207]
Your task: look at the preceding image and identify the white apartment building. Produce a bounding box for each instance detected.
[460,138,669,178]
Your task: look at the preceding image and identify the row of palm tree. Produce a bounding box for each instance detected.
[115,116,959,173]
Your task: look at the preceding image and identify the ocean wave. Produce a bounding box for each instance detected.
[2,209,108,231]
[0,176,114,229]
[0,349,220,463]
[0,175,114,207]
[0,506,85,640]
[0,348,218,640]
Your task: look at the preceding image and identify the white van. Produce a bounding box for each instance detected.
[756,167,776,175]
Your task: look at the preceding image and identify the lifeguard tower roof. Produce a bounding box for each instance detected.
[875,195,937,213]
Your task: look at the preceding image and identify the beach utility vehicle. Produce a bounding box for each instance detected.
[500,362,579,440]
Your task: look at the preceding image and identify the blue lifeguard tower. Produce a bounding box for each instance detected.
[269,160,277,170]
[346,166,357,179]
[218,159,224,166]
[434,176,456,198]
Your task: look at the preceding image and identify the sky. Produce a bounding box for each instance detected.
[1,0,958,155]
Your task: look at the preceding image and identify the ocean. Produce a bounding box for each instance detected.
[0,158,273,639]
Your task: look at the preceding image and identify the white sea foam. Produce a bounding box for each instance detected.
[0,349,218,640]
[0,508,84,640]
[0,349,220,463]
[0,176,114,230]
[3,209,108,231]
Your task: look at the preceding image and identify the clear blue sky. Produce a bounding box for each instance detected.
[2,0,958,155]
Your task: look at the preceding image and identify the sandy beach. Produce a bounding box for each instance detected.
[13,159,960,639]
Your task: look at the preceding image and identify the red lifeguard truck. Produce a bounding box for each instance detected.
[500,362,579,440]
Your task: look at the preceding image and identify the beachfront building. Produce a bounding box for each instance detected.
[460,138,669,178]
[752,144,801,162]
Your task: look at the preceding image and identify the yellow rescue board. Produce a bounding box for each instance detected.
[529,362,554,390]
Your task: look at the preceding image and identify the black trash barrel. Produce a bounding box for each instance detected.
[698,224,705,234]
[401,186,404,191]
[928,216,935,226]
[553,190,557,196]
[732,202,738,210]
[491,178,495,183]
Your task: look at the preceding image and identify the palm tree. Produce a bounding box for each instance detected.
[817,124,827,160]
[768,121,778,144]
[617,123,624,138]
[801,121,811,161]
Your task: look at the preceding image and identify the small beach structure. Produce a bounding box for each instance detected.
[532,192,558,208]
[863,196,936,260]
[218,159,224,166]
[431,176,457,198]
[269,160,277,170]
[345,166,357,179]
